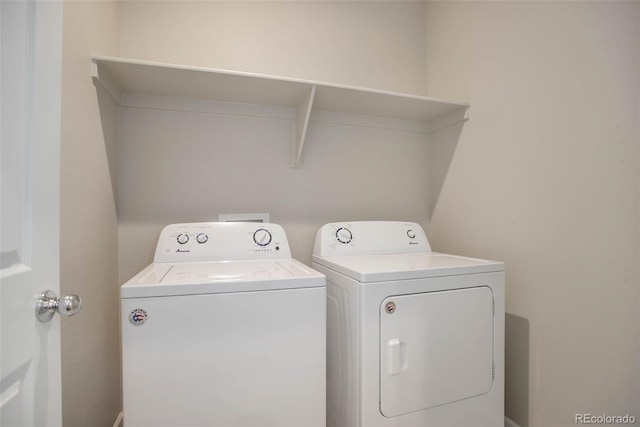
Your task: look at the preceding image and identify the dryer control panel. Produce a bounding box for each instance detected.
[154,222,291,263]
[313,221,431,257]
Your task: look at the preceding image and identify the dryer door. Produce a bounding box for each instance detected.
[379,286,494,417]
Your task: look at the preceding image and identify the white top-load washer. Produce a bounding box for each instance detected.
[121,222,326,427]
[312,221,504,427]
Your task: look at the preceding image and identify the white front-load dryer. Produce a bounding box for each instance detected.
[121,222,326,427]
[312,221,504,427]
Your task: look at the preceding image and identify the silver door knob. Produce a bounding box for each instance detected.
[36,290,83,322]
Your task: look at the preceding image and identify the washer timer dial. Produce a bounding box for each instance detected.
[176,233,189,245]
[336,227,353,244]
[253,229,272,246]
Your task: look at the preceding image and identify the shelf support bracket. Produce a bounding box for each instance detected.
[90,58,122,105]
[291,85,316,168]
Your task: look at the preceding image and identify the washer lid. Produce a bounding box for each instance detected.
[121,259,325,298]
[312,252,503,283]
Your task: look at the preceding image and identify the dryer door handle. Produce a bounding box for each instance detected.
[387,338,401,375]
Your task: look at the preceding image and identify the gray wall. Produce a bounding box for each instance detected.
[60,2,121,426]
[425,1,640,425]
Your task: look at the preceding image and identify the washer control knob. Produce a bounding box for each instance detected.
[336,227,353,244]
[407,229,416,239]
[177,233,189,245]
[253,229,272,247]
[196,233,208,244]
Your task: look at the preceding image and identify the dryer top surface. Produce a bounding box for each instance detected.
[312,252,503,283]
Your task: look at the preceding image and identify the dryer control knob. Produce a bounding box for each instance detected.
[196,233,208,244]
[177,233,189,245]
[253,229,272,247]
[407,229,416,239]
[336,227,353,244]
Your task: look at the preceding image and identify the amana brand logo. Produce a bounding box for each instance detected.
[176,249,190,253]
[129,308,148,326]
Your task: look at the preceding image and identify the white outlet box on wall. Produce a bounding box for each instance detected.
[218,213,271,223]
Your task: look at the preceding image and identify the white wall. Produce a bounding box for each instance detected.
[116,1,435,283]
[119,0,429,95]
[425,2,640,425]
[60,2,121,426]
[116,99,436,281]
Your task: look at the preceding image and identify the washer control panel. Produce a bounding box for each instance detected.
[313,221,431,257]
[154,222,291,263]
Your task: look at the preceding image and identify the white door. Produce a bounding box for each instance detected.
[379,286,495,418]
[1,0,64,426]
